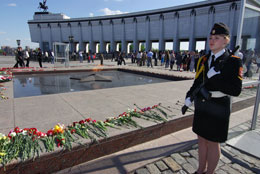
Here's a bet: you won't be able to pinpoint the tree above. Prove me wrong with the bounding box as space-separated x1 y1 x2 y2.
140 44 145 52
129 44 133 52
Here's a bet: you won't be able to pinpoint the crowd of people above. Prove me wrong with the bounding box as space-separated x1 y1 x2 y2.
12 46 260 77
13 48 54 68
126 50 205 72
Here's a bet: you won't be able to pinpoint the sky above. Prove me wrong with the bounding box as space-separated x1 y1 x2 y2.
0 0 205 49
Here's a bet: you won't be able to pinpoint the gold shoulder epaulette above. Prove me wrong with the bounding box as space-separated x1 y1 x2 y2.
231 55 240 59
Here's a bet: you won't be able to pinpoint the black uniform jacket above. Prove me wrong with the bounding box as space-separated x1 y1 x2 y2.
186 50 243 99
185 50 243 142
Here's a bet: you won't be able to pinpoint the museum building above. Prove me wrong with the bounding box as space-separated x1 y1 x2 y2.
28 0 260 54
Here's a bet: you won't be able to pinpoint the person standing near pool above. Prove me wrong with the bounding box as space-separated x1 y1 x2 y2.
183 23 243 174
37 48 43 68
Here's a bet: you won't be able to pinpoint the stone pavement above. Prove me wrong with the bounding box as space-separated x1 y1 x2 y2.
133 118 260 174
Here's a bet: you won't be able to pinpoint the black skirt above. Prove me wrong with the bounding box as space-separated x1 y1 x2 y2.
193 95 231 142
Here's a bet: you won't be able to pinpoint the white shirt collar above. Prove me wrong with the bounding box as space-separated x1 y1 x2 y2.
211 49 225 60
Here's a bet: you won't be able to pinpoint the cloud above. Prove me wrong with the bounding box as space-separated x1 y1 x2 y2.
8 3 16 7
100 8 127 15
0 31 6 35
89 13 94 17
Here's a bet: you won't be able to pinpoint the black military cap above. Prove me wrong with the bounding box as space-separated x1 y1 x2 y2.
210 23 230 36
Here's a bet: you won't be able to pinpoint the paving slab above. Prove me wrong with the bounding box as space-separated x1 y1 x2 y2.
13 94 86 132
227 129 260 159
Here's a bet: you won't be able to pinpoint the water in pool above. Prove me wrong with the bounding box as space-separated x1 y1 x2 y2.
13 70 171 98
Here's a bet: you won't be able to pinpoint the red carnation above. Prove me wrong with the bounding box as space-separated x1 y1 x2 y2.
36 131 41 137
85 118 92 122
14 127 20 133
23 128 29 131
79 120 85 124
29 128 37 132
47 130 54 136
73 122 78 126
70 129 76 134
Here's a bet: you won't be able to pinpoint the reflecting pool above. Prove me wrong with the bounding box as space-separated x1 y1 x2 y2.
13 70 171 98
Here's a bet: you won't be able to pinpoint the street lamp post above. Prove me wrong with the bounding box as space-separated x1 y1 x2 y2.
16 40 21 47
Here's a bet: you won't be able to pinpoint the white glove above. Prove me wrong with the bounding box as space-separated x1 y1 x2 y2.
185 97 192 107
207 67 220 79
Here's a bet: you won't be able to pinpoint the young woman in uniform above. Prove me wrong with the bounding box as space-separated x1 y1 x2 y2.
184 23 243 174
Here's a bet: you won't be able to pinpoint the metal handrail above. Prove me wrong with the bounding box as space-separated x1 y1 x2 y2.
251 80 260 130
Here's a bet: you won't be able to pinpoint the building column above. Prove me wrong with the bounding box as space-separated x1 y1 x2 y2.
189 10 196 51
99 21 105 53
67 23 73 53
173 12 180 52
110 20 115 53
48 23 53 51
206 6 215 52
38 24 43 50
58 23 63 43
228 3 237 50
236 0 246 48
121 19 127 52
78 22 84 51
88 22 95 53
145 16 151 51
133 18 138 52
256 30 260 52
68 23 72 38
159 14 165 51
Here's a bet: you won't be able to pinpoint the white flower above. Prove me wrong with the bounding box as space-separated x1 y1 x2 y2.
0 133 5 137
58 123 65 130
0 133 5 139
127 108 134 113
10 132 16 137
40 132 47 137
21 130 27 136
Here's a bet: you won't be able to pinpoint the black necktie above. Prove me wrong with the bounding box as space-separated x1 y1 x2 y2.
210 55 215 68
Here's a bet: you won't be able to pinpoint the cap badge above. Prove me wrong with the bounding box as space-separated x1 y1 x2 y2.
212 29 215 34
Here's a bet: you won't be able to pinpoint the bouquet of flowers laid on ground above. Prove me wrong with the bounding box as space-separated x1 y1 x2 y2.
42 123 75 151
104 112 141 128
0 87 8 100
0 127 45 167
0 75 12 83
132 104 169 122
0 133 10 164
0 68 12 83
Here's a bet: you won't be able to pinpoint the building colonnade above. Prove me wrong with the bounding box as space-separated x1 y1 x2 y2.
29 0 243 53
